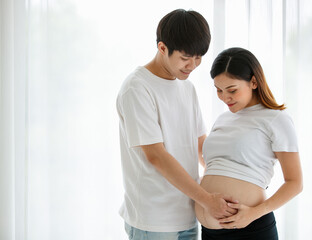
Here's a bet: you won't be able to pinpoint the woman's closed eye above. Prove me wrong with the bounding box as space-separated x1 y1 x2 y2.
228 89 237 93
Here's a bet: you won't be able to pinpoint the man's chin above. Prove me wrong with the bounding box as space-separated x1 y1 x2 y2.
176 75 189 80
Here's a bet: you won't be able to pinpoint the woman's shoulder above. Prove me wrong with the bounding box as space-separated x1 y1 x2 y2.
259 107 293 123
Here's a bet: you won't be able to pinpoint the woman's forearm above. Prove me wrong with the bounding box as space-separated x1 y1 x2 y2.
255 179 303 218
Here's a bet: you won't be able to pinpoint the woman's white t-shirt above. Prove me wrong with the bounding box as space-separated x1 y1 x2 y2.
203 104 298 189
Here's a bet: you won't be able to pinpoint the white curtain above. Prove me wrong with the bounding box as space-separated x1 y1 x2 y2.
0 0 28 239
0 0 311 239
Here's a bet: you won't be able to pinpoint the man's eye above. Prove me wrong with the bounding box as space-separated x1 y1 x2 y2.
181 57 188 61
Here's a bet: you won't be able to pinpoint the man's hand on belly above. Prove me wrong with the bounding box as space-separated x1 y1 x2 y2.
204 193 239 219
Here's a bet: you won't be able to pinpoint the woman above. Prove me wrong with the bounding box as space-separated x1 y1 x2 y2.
195 47 303 240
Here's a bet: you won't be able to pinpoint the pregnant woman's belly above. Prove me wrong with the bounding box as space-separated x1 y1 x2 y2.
195 175 266 229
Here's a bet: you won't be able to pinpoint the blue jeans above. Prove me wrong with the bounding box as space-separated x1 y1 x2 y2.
125 222 198 240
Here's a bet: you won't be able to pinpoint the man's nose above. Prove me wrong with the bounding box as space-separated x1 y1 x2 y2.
187 58 196 70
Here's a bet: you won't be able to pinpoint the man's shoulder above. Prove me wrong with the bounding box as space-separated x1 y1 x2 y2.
119 67 148 93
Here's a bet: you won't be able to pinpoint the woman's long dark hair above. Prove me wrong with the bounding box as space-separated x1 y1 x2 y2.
210 47 285 110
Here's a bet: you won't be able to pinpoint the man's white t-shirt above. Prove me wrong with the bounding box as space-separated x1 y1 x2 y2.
116 66 206 232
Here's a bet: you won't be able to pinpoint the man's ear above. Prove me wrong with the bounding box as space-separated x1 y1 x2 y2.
251 76 258 89
157 41 167 55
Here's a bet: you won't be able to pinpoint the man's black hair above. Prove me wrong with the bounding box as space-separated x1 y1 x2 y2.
156 9 211 56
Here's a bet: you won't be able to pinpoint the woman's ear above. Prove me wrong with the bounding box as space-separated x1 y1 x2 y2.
251 76 258 89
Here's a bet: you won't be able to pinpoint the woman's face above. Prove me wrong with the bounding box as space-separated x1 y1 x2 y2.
214 73 258 113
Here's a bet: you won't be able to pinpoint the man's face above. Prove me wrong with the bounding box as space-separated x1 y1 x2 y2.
163 50 202 80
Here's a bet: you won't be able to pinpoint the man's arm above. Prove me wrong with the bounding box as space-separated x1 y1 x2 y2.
198 134 206 168
141 142 237 219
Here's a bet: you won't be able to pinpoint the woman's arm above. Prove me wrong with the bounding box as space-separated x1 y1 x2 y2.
219 152 303 229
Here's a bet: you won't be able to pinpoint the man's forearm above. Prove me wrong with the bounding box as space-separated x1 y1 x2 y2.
146 144 211 207
141 142 238 219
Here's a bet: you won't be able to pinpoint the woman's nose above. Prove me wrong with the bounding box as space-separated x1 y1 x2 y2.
223 93 232 102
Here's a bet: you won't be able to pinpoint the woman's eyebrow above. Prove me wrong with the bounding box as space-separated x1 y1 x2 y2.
225 85 237 89
214 84 237 89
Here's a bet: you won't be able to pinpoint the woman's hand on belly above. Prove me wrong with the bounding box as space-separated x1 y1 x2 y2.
218 203 262 229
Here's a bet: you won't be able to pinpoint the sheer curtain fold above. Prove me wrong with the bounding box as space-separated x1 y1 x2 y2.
0 0 15 239
0 0 28 239
211 0 226 120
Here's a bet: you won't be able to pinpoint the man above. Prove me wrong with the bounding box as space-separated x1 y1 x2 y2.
116 9 236 239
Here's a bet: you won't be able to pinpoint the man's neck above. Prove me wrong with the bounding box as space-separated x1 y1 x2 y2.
144 54 175 80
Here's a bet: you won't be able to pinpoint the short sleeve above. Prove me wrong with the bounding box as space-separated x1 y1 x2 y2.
194 92 207 137
119 87 163 148
270 111 299 152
